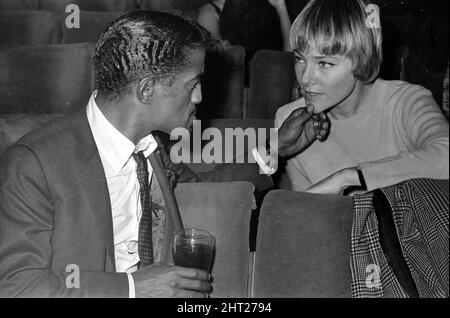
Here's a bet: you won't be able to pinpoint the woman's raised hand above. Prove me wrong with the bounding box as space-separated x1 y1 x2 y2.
268 0 286 8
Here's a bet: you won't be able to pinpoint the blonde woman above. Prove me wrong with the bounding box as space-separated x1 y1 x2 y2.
275 0 449 193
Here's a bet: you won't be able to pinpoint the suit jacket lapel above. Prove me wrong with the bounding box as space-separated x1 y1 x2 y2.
69 110 116 271
149 148 184 264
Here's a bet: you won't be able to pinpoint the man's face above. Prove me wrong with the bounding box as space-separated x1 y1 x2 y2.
152 48 205 134
294 49 357 113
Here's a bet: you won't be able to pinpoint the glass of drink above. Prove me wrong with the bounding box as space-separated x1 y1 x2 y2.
172 228 215 272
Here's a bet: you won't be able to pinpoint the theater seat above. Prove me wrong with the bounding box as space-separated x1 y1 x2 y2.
0 10 61 45
197 45 246 119
40 0 137 12
248 50 296 119
175 181 256 298
61 11 120 44
251 190 353 297
0 114 63 155
139 0 209 12
0 43 95 114
0 0 39 10
402 47 448 106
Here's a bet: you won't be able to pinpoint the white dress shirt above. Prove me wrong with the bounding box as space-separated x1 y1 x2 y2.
86 91 157 298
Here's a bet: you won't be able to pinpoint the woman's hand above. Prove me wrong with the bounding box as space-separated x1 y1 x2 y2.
268 0 286 8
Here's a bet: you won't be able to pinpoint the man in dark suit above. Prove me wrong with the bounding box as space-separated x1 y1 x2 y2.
0 11 328 297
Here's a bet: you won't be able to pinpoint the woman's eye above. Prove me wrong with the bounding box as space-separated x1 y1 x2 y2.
318 61 334 68
294 55 305 63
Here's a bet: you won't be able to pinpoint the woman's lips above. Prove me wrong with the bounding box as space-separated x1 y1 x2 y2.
304 90 323 97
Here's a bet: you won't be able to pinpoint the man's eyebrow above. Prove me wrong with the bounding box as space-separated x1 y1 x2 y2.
189 72 204 83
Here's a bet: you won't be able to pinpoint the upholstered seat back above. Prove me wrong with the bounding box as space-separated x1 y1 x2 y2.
0 114 63 155
175 181 255 298
248 50 296 119
0 0 39 10
61 10 121 44
0 10 61 45
0 43 95 114
252 190 353 297
39 0 137 12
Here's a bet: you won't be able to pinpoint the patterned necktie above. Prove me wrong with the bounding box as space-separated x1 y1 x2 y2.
133 151 153 266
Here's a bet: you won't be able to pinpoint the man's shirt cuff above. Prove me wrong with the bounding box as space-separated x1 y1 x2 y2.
252 147 277 176
127 272 136 298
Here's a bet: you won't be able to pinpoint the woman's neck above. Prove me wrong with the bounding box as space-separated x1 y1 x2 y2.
328 81 373 120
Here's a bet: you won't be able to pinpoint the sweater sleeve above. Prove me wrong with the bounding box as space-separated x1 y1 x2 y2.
359 85 449 191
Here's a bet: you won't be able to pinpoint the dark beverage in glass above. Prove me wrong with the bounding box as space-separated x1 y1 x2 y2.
172 228 215 272
173 242 214 271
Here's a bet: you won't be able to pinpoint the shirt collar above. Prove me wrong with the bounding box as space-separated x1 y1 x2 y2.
86 91 158 172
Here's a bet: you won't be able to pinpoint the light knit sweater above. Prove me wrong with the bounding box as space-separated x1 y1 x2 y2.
275 79 449 191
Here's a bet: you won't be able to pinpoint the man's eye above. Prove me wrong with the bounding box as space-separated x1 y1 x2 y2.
191 81 200 91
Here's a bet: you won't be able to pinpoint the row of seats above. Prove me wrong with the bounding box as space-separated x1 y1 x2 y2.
0 43 447 120
0 43 245 117
2 9 448 117
0 0 209 12
0 10 125 44
249 48 449 119
171 182 355 297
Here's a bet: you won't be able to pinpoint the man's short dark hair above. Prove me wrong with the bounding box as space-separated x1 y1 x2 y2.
94 10 214 99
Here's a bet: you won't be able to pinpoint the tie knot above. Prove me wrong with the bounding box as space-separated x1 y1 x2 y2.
133 151 149 190
133 150 146 163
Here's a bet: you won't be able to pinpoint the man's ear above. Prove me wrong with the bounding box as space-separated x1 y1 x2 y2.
136 77 154 104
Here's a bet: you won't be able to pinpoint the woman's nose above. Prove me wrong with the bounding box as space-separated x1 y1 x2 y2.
299 64 315 86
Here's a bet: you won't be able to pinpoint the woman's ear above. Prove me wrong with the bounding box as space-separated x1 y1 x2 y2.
136 77 154 104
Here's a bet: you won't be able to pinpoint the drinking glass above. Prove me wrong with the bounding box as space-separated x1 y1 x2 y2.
172 228 215 272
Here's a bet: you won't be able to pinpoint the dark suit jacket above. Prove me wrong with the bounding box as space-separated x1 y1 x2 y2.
0 110 272 297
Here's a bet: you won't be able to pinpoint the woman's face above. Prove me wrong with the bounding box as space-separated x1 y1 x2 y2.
294 49 358 114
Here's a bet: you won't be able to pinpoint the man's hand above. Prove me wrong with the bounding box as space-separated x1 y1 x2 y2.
277 104 330 158
305 167 360 195
132 263 211 298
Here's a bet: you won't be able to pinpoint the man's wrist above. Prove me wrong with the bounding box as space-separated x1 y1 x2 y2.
252 147 277 175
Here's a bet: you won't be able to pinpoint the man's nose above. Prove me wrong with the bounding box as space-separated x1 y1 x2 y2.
192 85 202 104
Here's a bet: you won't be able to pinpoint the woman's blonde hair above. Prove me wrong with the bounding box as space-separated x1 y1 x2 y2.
289 0 382 83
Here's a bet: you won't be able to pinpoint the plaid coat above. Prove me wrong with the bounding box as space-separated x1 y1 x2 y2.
351 178 449 298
